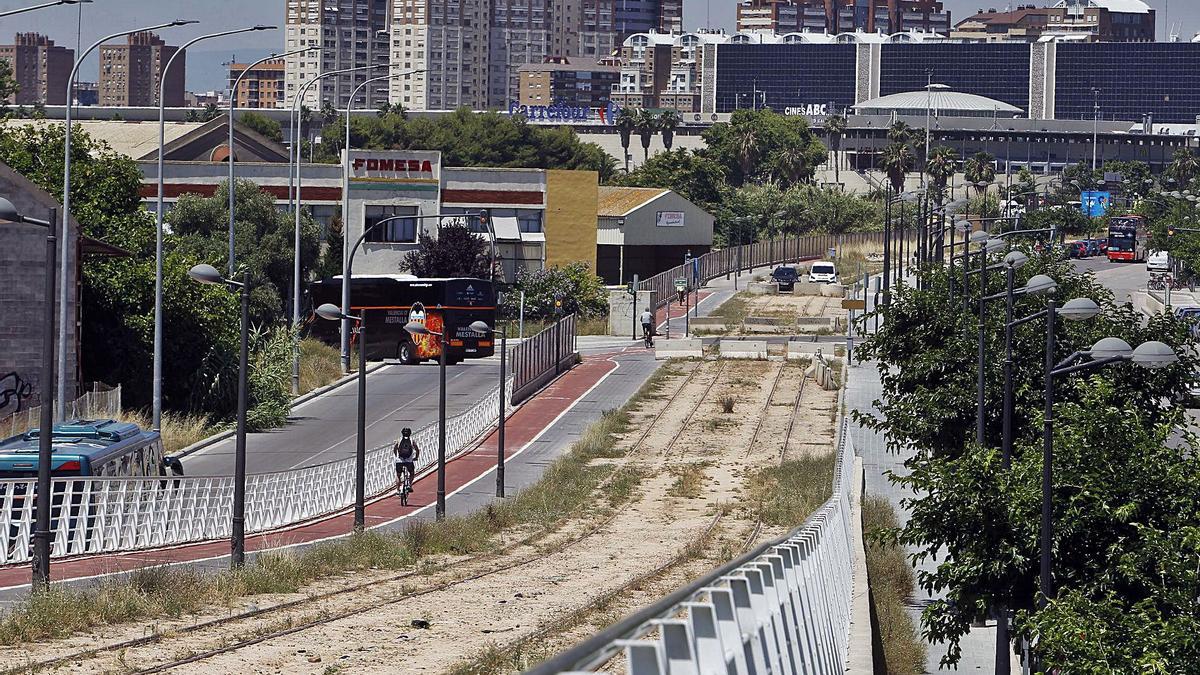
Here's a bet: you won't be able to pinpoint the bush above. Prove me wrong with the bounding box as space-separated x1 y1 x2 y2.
862 495 926 674
503 262 608 321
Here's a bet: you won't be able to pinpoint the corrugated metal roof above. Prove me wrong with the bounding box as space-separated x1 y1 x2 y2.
597 186 667 217
854 90 1024 115
0 119 208 160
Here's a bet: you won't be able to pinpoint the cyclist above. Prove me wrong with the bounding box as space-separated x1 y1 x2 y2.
640 308 654 347
394 428 420 500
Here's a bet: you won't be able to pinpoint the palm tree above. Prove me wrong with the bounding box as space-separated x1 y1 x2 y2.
658 109 682 151
615 108 636 172
635 108 658 162
881 142 915 194
823 114 847 184
732 122 759 185
1167 148 1200 188
772 145 812 185
887 121 913 146
964 151 997 200
925 146 958 206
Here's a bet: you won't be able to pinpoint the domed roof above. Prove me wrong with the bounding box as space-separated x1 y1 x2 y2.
854 90 1023 116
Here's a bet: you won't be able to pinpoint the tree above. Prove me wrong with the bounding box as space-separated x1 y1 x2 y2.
658 109 682 151
611 149 727 212
771 144 814 185
238 111 283 143
615 107 636 172
503 262 608 320
1165 148 1200 189
400 222 490 278
635 108 658 162
881 142 915 194
823 113 847 184
701 109 826 187
924 146 958 206
887 120 914 146
732 122 759 184
0 60 19 112
964 151 997 200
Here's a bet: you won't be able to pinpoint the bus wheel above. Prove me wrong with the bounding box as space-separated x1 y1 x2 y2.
398 341 417 365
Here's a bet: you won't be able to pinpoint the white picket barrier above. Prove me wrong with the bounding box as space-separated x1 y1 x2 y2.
0 378 509 566
525 416 857 675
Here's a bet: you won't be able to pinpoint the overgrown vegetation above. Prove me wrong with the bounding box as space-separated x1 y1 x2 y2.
862 495 925 674
743 454 836 527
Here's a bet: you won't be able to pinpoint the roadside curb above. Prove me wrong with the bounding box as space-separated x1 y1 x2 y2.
174 361 389 459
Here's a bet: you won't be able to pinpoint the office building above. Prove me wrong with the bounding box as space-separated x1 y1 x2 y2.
518 56 620 109
736 0 949 35
284 0 391 110
0 33 73 106
229 58 286 109
98 32 183 107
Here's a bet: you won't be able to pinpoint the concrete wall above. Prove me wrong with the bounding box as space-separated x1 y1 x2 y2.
607 289 656 337
545 169 598 270
0 164 79 415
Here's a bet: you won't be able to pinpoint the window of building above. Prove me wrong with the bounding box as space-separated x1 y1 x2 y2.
365 205 419 243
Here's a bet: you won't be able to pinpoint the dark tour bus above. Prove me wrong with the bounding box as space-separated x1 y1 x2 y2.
307 275 497 365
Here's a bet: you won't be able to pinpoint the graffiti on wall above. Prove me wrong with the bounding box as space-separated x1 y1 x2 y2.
0 372 34 415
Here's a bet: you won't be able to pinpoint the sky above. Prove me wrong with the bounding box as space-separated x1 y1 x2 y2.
0 0 1191 93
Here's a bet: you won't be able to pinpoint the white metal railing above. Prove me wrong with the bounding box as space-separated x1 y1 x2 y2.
525 417 856 674
1 384 122 439
0 379 509 566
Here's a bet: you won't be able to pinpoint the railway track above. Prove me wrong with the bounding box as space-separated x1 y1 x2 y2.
9 359 718 675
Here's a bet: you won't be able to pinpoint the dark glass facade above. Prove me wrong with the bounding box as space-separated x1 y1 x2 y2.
880 44 1030 113
1055 43 1200 124
714 44 857 114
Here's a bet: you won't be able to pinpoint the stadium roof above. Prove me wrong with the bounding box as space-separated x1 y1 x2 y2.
854 90 1024 118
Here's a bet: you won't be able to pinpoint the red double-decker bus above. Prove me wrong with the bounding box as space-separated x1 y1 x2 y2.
1107 215 1148 262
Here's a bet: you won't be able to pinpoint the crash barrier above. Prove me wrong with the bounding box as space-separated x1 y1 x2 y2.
0 318 579 566
525 417 856 674
637 231 892 312
511 313 578 404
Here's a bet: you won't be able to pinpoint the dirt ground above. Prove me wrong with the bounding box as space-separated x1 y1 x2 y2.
1 360 838 674
743 293 847 320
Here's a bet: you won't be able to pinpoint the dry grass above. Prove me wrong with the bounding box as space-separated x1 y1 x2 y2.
862 494 925 674
117 409 214 455
710 293 752 328
667 462 709 499
718 395 736 414
299 338 344 395
743 454 836 528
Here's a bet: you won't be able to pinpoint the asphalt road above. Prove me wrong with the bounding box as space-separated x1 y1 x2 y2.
1071 256 1148 305
183 359 500 476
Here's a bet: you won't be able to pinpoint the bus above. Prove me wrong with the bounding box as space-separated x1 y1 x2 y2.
1107 215 1148 262
0 420 169 479
307 276 497 365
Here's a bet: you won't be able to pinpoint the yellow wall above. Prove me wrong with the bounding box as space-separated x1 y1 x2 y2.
544 169 598 270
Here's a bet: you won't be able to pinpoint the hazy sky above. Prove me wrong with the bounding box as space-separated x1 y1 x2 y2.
0 0 1190 93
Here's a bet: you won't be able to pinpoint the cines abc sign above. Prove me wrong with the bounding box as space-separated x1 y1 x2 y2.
784 103 832 116
508 98 622 125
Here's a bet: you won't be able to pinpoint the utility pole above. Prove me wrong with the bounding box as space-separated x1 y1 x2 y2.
1092 88 1101 172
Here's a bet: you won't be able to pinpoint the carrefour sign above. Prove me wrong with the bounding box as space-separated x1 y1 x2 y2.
508 99 621 125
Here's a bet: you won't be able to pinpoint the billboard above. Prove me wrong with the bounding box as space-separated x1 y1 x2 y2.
656 211 686 227
1080 191 1112 218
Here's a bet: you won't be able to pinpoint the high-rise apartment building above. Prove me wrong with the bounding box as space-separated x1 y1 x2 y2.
737 0 949 35
284 0 391 110
0 33 73 106
98 32 183 107
228 58 286 108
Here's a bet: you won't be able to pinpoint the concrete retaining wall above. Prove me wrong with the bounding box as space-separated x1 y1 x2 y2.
720 339 767 359
607 289 656 336
655 338 703 360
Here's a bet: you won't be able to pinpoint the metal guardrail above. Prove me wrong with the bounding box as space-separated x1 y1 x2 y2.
638 232 887 311
525 416 856 675
512 314 578 404
0 377 509 565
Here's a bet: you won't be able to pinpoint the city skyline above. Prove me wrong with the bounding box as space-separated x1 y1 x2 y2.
0 0 1190 95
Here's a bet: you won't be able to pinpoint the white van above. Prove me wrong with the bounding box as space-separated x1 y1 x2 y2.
1147 250 1170 273
809 261 839 284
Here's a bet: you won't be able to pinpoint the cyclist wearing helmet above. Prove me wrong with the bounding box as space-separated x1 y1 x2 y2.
394 428 420 497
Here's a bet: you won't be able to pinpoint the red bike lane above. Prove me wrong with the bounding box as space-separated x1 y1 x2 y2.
0 354 622 591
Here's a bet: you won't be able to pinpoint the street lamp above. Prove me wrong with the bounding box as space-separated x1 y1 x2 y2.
0 198 56 588
60 19 194 419
404 318 447 520
963 237 1007 443
152 24 277 433
469 320 508 498
0 0 89 18
187 263 251 568
314 303 368 531
227 47 316 277
1039 335 1176 605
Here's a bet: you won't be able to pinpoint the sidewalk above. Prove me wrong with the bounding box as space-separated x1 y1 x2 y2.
0 349 660 599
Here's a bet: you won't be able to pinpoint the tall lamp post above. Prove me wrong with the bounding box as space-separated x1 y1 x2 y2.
187 263 251 568
0 199 56 587
469 320 508 498
60 19 194 418
0 0 89 17
153 24 276 432
1038 337 1176 605
314 303 369 531
227 46 315 277
404 317 448 520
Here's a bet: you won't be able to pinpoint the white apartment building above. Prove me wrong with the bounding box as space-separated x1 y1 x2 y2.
285 0 392 110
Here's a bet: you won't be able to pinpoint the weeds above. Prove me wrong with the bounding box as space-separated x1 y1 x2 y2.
117 409 214 455
743 454 836 527
718 395 736 414
668 463 709 499
710 293 752 328
862 495 925 674
299 338 344 395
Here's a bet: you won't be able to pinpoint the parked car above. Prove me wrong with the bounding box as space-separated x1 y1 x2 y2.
1067 241 1090 258
809 261 839 284
1147 250 1171 273
1083 239 1104 257
770 265 799 291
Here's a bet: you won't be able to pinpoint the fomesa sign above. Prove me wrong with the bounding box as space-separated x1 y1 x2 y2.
345 150 441 180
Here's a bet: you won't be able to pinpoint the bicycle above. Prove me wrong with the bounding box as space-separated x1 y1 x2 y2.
397 465 414 506
642 324 655 348
1148 274 1168 291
